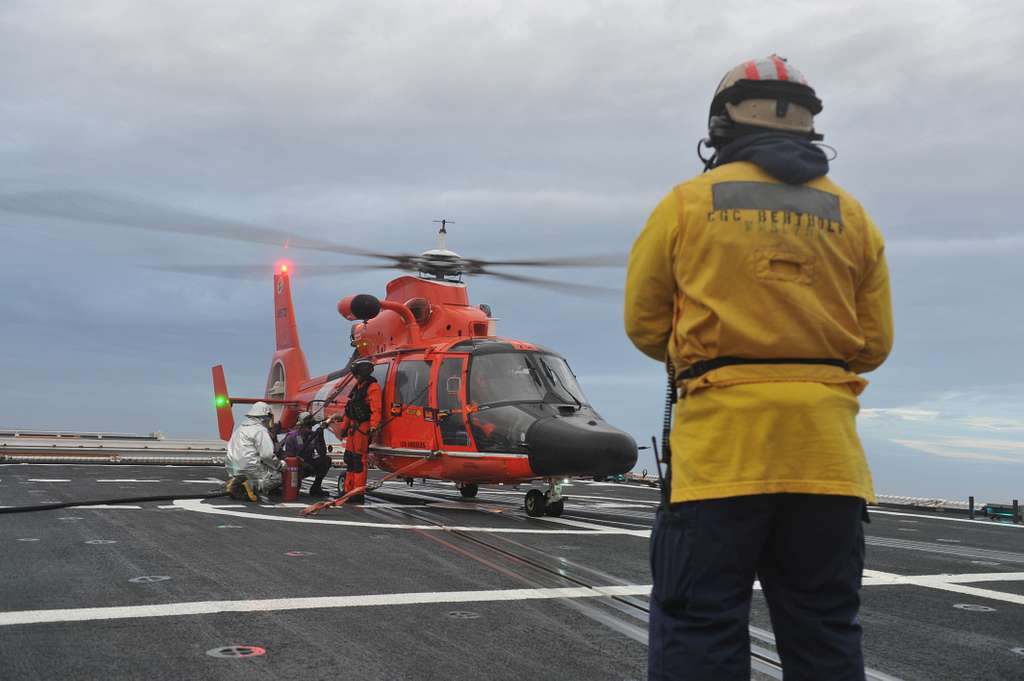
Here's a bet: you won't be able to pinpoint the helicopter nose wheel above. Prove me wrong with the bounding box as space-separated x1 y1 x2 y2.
524 489 547 517
544 495 564 517
458 483 479 499
524 480 567 518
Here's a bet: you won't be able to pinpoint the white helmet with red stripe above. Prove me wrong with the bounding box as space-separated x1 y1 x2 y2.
709 54 823 138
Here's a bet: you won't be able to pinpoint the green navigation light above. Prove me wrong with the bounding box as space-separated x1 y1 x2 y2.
215 395 229 408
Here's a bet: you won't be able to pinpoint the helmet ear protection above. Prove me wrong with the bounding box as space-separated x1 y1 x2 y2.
351 359 374 378
706 111 823 148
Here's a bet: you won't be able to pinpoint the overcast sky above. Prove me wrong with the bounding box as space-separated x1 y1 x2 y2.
2 1 1022 501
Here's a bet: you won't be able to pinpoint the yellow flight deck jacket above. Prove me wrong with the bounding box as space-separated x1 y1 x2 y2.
625 161 893 504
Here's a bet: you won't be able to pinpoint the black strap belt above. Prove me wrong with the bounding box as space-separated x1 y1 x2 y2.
676 357 850 381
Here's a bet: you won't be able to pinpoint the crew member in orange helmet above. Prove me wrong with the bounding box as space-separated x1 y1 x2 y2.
337 358 381 504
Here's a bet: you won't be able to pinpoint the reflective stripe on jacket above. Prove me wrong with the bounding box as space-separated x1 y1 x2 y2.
625 161 893 503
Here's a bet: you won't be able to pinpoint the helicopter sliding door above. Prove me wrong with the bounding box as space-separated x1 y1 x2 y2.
436 357 469 447
385 356 437 453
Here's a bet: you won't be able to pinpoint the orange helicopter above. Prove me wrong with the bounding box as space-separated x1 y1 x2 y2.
215 221 638 517
0 192 638 517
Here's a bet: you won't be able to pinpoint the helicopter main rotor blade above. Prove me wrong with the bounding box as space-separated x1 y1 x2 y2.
465 253 625 270
0 189 404 261
145 263 395 279
475 269 623 300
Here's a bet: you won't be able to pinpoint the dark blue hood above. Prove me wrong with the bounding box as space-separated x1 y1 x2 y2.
713 133 828 185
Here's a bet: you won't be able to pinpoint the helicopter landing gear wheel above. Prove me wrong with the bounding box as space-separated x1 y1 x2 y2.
544 499 564 517
524 489 547 517
337 470 347 496
458 483 478 499
541 478 567 517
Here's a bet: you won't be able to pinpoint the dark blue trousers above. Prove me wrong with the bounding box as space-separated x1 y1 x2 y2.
648 494 866 681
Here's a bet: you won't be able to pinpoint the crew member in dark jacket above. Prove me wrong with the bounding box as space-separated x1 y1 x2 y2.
278 411 331 497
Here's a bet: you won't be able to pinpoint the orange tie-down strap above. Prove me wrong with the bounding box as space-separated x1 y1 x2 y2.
301 454 437 516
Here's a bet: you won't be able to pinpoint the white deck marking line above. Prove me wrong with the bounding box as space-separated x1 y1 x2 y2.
470 489 660 506
27 479 71 483
587 503 656 510
858 569 1024 605
539 515 651 537
561 493 659 505
365 503 438 509
96 480 162 483
173 499 647 536
867 536 1024 564
156 504 243 509
861 570 1024 585
563 514 651 529
869 508 1024 529
4 569 1023 628
383 484 660 508
910 581 1024 606
377 488 452 504
920 571 1024 584
181 480 224 484
0 584 653 627
72 505 142 509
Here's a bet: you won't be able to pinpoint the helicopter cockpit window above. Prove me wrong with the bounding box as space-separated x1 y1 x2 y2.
468 353 545 406
536 354 589 406
469 405 533 454
395 360 431 407
465 351 593 453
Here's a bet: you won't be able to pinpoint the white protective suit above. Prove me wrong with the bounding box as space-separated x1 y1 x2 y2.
225 417 283 493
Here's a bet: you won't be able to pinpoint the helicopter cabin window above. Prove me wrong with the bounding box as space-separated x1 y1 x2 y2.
395 360 431 407
371 361 390 389
436 358 468 446
366 361 390 412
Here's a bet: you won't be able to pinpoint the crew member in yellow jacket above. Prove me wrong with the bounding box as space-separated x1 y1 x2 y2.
626 55 893 681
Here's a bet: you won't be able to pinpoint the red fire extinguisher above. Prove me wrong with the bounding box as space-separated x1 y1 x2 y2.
282 456 301 502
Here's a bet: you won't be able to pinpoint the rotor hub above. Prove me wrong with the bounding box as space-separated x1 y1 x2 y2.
412 248 468 279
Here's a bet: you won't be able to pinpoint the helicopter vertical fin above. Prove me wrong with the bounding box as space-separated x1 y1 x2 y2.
268 268 310 414
274 267 302 352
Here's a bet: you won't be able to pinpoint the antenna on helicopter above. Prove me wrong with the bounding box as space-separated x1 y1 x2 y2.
432 218 455 251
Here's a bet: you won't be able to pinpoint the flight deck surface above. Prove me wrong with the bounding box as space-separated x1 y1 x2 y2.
1 464 1023 680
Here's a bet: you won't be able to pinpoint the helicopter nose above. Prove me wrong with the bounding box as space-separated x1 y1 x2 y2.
525 414 637 478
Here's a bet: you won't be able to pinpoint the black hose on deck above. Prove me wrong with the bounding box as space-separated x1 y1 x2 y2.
0 491 229 514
